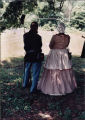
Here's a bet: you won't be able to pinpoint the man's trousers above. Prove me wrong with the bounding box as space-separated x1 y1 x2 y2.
23 62 42 93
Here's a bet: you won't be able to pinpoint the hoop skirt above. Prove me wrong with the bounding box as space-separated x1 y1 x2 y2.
37 49 77 95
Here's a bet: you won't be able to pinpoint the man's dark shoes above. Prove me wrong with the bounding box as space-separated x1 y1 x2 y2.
30 89 41 94
22 86 27 90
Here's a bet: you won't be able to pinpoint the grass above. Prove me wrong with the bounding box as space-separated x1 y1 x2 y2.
0 56 85 120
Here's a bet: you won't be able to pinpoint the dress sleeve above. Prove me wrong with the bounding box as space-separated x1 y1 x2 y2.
49 35 55 49
65 35 70 47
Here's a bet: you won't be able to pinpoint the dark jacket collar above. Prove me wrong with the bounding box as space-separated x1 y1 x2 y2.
29 30 38 34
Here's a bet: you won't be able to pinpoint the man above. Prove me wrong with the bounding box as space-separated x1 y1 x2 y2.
23 21 42 93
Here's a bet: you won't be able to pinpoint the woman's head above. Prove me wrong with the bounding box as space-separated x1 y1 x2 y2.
57 22 65 33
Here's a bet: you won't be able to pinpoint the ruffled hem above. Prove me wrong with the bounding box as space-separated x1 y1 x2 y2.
37 68 77 96
40 89 76 96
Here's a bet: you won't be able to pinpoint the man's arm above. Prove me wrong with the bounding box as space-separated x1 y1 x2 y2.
49 35 55 49
40 36 42 48
23 34 27 52
23 34 30 53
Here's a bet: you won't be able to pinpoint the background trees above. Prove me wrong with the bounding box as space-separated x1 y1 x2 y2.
0 0 65 31
70 1 85 31
0 0 85 32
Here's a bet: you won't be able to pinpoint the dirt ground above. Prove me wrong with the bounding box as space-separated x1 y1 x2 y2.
1 27 85 61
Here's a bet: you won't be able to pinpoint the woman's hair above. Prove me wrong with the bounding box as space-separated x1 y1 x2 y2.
57 22 66 33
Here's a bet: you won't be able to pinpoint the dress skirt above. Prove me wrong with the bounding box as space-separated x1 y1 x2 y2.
37 49 77 95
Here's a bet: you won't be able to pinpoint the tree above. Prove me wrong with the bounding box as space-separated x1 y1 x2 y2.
70 1 85 31
0 0 65 31
34 0 65 30
2 0 37 29
0 0 3 8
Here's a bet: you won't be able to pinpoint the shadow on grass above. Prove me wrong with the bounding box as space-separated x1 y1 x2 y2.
0 56 85 120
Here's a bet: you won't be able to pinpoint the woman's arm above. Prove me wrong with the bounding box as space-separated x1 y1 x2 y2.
64 35 70 48
49 35 55 49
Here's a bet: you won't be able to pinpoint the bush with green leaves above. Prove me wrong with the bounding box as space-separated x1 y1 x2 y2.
70 1 85 31
70 12 85 31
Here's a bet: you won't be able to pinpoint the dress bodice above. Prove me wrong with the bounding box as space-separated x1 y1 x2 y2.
49 33 70 49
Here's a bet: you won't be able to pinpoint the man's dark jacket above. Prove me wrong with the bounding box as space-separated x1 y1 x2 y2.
23 30 42 62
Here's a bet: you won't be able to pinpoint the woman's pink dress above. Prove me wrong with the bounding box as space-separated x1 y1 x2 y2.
37 33 77 95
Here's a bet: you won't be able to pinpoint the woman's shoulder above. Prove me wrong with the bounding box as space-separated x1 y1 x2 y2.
54 33 70 37
64 34 70 39
52 34 58 37
52 33 70 40
51 34 58 40
54 33 59 36
52 34 59 38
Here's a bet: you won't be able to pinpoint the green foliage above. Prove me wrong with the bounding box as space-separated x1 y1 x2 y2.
70 12 85 31
0 0 85 31
0 20 7 32
0 0 65 31
35 1 64 30
3 1 23 28
0 0 37 31
78 112 85 119
48 102 61 111
70 1 85 31
42 23 56 31
0 0 3 8
63 107 72 120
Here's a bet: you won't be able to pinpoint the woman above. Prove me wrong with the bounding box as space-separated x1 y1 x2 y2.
37 22 77 96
